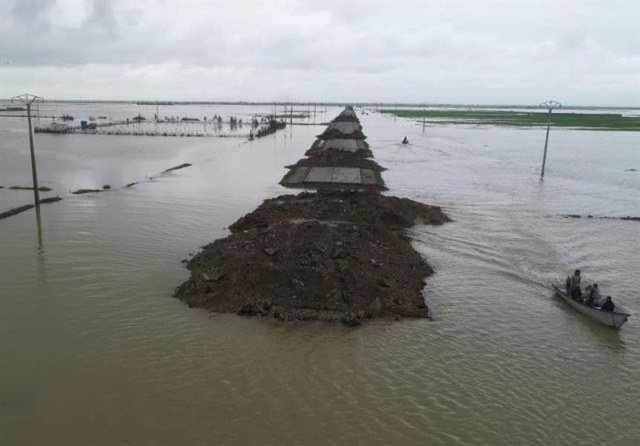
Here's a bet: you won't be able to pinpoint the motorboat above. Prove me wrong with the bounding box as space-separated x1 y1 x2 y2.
552 284 630 329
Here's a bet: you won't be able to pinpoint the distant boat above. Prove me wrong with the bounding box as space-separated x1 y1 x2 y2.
61 114 74 121
552 284 630 329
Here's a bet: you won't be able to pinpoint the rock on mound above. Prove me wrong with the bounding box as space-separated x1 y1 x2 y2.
174 190 450 325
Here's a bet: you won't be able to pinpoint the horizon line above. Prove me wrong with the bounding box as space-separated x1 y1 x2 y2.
1 99 639 109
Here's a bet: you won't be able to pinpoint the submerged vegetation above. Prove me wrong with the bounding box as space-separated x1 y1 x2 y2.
254 120 286 138
72 189 103 195
0 197 62 220
163 163 192 173
2 161 195 219
40 196 63 204
0 204 34 220
72 184 113 194
380 109 640 131
9 186 53 191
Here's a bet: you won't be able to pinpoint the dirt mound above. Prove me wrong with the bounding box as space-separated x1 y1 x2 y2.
287 150 386 171
317 128 367 140
230 189 449 232
305 146 373 158
304 139 372 158
331 115 360 123
175 190 450 325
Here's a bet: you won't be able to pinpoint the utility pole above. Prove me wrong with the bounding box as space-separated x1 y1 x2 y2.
540 100 561 180
12 94 43 209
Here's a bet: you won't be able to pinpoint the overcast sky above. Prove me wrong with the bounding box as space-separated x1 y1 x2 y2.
1 0 638 105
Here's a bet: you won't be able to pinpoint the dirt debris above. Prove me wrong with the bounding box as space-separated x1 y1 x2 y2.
287 150 385 171
318 128 367 140
230 189 449 232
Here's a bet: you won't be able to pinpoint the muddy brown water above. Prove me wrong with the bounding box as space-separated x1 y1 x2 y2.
1 103 639 445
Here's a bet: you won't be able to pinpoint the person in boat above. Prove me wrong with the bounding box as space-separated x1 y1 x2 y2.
402 136 409 144
601 296 615 312
585 283 600 307
568 269 582 301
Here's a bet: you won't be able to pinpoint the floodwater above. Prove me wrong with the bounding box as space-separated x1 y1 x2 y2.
1 103 639 445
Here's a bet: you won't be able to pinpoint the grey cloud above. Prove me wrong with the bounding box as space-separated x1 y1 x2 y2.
1 0 638 105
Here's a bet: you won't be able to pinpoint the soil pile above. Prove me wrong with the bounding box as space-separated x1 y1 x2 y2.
331 114 359 122
304 139 371 158
318 128 367 140
289 150 384 171
230 189 449 231
175 190 450 325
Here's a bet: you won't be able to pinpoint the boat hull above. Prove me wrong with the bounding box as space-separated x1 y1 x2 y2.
552 285 630 329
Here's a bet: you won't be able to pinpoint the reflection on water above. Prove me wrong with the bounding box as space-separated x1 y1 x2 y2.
1 104 639 445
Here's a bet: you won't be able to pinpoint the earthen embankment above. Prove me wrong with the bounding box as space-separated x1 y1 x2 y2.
175 107 449 325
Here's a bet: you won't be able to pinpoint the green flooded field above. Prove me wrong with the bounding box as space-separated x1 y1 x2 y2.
380 109 640 131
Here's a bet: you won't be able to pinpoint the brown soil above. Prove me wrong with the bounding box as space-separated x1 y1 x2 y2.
318 128 367 140
280 182 387 192
331 116 360 122
230 189 449 231
304 139 372 158
305 145 373 158
287 150 385 171
175 190 450 325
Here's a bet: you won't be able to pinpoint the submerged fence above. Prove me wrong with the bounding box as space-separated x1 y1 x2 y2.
35 116 286 138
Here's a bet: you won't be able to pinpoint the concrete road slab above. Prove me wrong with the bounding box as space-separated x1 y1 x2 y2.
304 167 335 183
282 167 310 184
332 167 362 183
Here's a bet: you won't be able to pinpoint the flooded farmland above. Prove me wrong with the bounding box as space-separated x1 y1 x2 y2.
1 102 639 445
